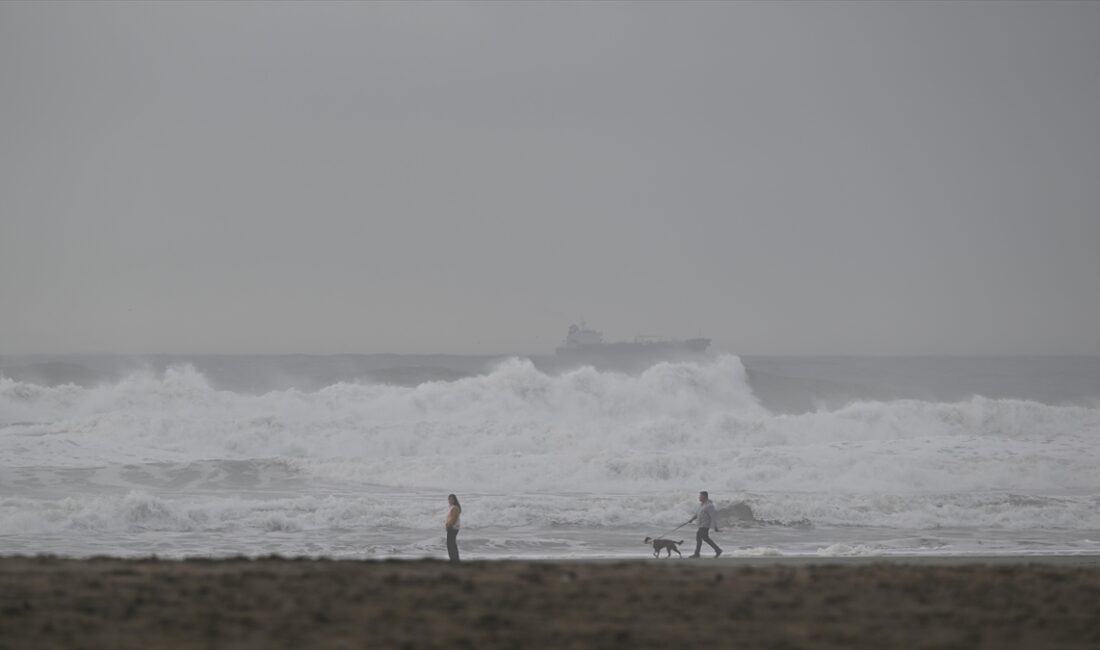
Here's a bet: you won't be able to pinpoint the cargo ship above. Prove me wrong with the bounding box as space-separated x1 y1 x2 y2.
552 322 710 370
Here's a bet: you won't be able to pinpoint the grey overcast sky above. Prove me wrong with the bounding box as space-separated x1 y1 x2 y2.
1 1 1098 355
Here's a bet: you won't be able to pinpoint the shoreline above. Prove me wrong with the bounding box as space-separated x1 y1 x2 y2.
3 556 1099 649
5 552 1100 566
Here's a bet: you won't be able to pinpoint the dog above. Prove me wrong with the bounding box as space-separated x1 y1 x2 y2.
644 536 684 558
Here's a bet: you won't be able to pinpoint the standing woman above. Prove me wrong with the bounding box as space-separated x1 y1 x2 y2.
444 494 461 563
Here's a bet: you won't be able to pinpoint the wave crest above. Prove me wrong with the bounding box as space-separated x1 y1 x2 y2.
2 357 1098 497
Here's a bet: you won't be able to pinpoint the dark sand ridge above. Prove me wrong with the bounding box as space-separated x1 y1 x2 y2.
2 556 1100 649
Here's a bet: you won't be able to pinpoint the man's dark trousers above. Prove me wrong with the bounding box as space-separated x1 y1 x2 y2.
695 527 721 556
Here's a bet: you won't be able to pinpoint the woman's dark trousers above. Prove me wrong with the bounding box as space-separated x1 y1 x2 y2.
446 527 460 563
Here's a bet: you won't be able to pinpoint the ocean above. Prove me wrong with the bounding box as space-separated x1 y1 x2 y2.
2 354 1098 559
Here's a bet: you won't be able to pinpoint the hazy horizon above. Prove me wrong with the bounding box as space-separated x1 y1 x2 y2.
3 1 1099 356
3 350 1100 360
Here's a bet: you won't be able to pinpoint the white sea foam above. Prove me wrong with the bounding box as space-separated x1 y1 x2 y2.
2 356 1099 555
730 547 784 557
815 543 884 556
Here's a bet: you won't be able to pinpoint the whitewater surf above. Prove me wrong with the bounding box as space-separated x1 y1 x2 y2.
2 356 1098 559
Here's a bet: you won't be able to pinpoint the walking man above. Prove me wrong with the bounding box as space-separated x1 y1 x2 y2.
688 490 722 558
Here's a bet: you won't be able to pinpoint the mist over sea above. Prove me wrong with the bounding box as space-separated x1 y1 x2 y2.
2 354 1098 559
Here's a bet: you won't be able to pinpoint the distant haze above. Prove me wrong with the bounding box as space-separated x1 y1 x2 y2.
2 1 1098 355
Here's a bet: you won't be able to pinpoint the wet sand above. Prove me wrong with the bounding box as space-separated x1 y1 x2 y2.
2 556 1099 649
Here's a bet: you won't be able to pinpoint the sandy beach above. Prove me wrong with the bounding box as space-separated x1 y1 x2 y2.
2 556 1099 649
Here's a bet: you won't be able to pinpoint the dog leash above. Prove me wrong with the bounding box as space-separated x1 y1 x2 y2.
653 519 692 539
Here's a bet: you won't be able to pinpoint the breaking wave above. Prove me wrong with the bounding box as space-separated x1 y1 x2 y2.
2 356 1099 538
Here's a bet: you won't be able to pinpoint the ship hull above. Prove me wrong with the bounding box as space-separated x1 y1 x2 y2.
552 338 711 372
